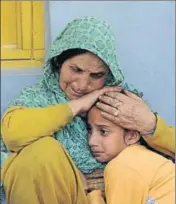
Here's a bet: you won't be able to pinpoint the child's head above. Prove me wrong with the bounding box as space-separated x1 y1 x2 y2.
87 106 140 163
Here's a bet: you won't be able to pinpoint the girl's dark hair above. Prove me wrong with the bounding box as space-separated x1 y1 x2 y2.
50 48 88 74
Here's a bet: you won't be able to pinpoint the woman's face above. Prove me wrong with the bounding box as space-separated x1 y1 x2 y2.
59 52 109 99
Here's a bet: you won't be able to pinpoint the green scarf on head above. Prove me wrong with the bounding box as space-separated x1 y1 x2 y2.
7 16 142 173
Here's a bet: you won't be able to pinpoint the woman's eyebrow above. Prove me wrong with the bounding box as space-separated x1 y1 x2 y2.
91 71 106 75
70 64 108 74
70 64 83 70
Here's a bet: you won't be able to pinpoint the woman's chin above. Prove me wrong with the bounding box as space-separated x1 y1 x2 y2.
66 92 82 100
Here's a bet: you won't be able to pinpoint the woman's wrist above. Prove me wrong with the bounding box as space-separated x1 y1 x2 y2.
67 100 82 117
140 112 157 136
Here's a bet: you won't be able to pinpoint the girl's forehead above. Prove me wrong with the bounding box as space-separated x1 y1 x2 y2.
88 107 112 125
88 107 124 131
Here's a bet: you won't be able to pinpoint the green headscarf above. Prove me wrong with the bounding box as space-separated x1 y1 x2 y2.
7 16 142 173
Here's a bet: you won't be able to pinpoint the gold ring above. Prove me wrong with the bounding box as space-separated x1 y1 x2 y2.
114 110 118 116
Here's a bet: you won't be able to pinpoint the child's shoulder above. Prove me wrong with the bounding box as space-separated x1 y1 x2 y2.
106 144 174 183
117 144 172 167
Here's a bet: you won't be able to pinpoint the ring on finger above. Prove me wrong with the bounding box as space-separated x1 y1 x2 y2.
115 101 122 108
114 109 119 116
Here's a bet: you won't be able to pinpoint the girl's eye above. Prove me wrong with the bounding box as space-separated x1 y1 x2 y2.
100 129 108 136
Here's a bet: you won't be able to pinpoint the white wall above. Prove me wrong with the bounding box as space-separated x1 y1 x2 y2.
49 1 175 125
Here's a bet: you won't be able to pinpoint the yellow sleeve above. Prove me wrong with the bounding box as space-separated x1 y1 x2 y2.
1 104 73 152
104 162 149 204
144 115 175 158
87 190 106 204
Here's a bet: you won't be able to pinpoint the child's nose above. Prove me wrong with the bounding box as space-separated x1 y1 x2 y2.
88 135 98 147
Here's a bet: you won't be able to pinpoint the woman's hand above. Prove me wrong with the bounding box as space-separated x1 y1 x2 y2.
68 86 122 117
96 89 157 135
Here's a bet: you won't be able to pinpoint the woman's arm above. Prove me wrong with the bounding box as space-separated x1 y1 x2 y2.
1 86 119 153
143 115 175 158
1 104 73 152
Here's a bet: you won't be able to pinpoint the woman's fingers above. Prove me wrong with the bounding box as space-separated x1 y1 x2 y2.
96 88 155 134
96 102 119 116
101 109 138 131
100 111 121 124
102 91 127 103
113 86 123 92
104 90 142 102
101 86 123 95
99 95 123 108
123 89 143 101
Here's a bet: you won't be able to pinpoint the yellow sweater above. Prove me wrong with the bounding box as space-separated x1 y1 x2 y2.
88 145 175 204
1 104 73 152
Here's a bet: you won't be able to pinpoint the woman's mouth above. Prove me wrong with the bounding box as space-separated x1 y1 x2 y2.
71 88 85 97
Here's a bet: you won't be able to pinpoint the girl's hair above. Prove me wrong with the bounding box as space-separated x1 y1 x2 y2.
50 48 88 74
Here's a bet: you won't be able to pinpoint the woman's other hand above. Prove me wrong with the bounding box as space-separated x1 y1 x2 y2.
97 89 157 135
68 86 122 117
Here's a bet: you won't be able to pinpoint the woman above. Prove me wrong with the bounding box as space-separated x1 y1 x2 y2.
1 16 174 204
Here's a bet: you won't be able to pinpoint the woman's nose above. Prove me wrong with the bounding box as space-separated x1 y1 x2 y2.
77 75 90 92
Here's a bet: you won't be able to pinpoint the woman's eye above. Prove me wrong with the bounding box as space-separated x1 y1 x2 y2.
70 66 82 73
91 73 104 79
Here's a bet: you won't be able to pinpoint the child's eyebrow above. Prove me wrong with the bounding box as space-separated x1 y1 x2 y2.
97 124 110 129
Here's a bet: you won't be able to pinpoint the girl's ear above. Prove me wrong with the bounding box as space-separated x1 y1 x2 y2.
124 131 140 146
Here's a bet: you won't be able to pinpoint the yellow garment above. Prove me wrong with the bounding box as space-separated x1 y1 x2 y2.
2 137 88 204
1 105 175 203
143 115 175 158
88 145 175 204
1 104 73 152
87 190 105 204
1 107 174 156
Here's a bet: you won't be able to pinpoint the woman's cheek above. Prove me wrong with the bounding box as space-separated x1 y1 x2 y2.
95 79 106 89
